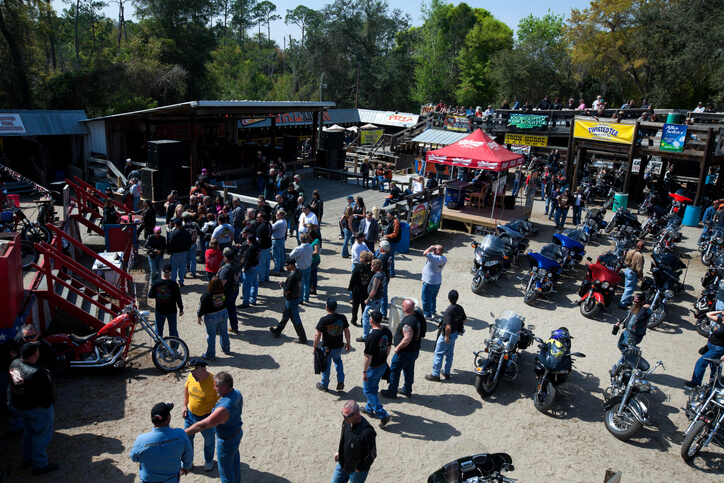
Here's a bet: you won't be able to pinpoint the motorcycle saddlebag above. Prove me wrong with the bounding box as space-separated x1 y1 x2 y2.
518 331 533 350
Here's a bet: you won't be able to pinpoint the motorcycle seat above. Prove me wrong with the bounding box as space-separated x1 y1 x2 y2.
621 352 650 371
70 333 97 345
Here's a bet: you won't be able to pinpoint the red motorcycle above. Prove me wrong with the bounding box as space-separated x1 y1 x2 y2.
45 306 189 372
578 259 622 318
668 192 693 216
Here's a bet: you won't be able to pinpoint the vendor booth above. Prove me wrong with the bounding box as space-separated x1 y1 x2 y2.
426 129 533 232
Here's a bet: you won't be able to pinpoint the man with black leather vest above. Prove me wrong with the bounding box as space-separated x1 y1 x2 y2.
8 342 58 475
330 400 377 482
269 258 307 344
381 299 426 399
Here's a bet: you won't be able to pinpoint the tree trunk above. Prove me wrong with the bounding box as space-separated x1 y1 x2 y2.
75 0 81 68
45 0 57 70
0 7 32 107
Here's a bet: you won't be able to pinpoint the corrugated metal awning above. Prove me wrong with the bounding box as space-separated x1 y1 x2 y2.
358 109 419 127
0 110 89 136
411 129 468 146
238 108 360 128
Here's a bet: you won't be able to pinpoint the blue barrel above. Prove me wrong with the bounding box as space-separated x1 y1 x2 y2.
706 175 716 185
683 205 702 227
612 192 628 212
95 181 111 192
397 221 410 254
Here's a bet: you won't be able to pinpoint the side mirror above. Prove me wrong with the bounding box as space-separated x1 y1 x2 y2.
586 257 593 262
533 336 544 343
471 242 477 249
572 352 586 358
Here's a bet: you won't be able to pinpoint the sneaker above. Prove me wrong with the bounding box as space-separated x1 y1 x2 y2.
360 407 377 418
379 415 391 428
204 461 214 472
31 463 59 475
683 380 698 390
316 382 328 392
356 337 366 342
269 327 281 338
336 382 345 391
443 373 451 380
380 389 396 399
425 374 441 382
222 350 231 355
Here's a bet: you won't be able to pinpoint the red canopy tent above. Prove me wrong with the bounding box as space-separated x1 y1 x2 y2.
425 128 524 171
426 129 524 218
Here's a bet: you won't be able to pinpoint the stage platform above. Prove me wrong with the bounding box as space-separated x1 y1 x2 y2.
441 203 532 233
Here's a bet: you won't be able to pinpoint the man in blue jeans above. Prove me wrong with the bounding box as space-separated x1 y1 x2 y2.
167 217 192 286
361 310 392 429
426 290 466 382
238 227 260 308
421 244 447 320
269 258 307 344
185 371 243 483
381 299 425 399
8 342 59 475
148 263 184 337
290 233 313 302
182 359 219 472
313 298 352 392
685 311 724 389
331 400 377 483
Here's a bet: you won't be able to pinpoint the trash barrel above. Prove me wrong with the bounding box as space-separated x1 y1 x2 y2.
683 205 702 227
95 181 111 192
666 113 684 124
397 221 410 254
706 175 716 185
389 296 419 335
612 192 629 212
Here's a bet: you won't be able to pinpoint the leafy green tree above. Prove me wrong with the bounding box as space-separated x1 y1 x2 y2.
284 5 316 45
252 0 279 49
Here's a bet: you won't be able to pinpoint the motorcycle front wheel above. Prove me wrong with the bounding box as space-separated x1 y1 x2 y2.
580 296 601 318
681 420 710 461
22 223 51 244
20 241 39 269
523 288 538 306
647 305 666 329
474 371 500 398
471 273 485 294
702 251 714 266
696 316 714 337
604 403 643 440
605 219 616 233
152 336 189 372
50 343 74 373
533 380 556 412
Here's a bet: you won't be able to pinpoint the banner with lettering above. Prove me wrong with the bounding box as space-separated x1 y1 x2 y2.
659 123 687 152
504 133 548 147
444 115 471 132
360 129 383 145
507 114 548 129
427 197 443 232
573 120 635 145
0 113 26 134
410 202 429 239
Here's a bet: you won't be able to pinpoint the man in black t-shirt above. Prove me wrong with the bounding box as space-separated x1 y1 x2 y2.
313 298 351 392
148 263 184 338
382 299 425 399
426 290 466 382
269 258 306 344
358 259 386 342
361 310 392 428
217 248 241 333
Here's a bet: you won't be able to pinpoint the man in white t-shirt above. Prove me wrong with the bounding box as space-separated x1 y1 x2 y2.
297 204 318 239
693 102 705 113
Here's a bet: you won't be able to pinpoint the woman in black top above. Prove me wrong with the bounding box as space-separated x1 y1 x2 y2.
310 190 324 224
352 197 365 233
102 198 119 226
138 199 157 239
348 252 373 326
197 276 229 360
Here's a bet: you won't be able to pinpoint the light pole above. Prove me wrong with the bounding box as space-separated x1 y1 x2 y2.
318 72 327 149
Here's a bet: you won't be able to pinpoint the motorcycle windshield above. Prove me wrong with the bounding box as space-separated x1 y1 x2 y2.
588 263 622 284
496 224 524 240
480 235 507 257
652 252 686 272
529 251 562 271
562 228 589 245
553 233 585 252
539 341 568 370
494 311 524 339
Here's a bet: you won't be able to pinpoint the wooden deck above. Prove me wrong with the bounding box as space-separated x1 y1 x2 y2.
441 202 532 233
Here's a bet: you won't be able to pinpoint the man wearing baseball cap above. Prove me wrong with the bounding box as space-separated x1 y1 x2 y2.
130 402 193 482
182 359 219 472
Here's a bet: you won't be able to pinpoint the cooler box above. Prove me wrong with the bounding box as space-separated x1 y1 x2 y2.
444 180 469 207
613 192 628 212
397 221 410 254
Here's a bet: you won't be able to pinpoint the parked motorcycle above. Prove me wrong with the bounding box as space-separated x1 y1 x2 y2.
46 305 189 372
471 235 509 293
668 191 693 217
0 204 52 245
522 244 564 306
580 207 607 240
496 223 529 268
604 208 641 234
505 219 539 238
552 232 586 272
473 311 534 398
603 345 664 440
701 222 724 266
428 453 515 483
578 259 622 318
532 329 585 412
681 358 724 461
653 216 683 255
640 267 683 329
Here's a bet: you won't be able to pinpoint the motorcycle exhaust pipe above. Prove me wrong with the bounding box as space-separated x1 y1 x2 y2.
69 347 124 368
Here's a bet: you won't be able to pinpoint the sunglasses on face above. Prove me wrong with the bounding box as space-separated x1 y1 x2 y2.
23 333 37 339
342 410 359 419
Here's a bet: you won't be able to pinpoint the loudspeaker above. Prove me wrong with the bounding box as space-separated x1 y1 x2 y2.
147 140 183 170
323 131 344 151
283 136 298 163
504 195 515 210
142 182 172 202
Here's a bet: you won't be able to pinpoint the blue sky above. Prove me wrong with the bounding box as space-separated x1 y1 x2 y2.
53 0 593 45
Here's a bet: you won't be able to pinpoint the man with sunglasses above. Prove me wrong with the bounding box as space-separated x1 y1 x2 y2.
331 400 377 483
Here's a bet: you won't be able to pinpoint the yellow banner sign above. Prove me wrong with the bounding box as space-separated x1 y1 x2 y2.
574 120 635 145
360 129 383 145
504 133 548 147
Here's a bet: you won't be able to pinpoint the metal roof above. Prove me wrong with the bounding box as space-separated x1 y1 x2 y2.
411 129 468 145
238 108 360 128
83 100 336 122
0 110 89 136
358 109 419 128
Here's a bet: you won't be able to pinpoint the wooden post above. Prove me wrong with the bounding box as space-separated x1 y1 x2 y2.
311 111 318 160
623 121 640 193
190 112 198 187
695 128 715 206
566 119 575 182
570 140 580 190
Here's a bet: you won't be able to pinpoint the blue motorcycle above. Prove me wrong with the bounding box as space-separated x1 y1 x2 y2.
552 232 586 272
523 244 564 306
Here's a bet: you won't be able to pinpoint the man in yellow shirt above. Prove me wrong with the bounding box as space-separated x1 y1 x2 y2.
182 358 220 472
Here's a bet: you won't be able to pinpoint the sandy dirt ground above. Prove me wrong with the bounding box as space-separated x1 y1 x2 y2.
2 178 722 482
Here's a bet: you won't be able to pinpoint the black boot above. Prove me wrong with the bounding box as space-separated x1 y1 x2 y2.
270 320 288 338
293 324 308 345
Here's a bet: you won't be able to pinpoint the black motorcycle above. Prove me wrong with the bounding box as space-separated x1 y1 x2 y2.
681 358 724 461
604 208 641 235
471 235 509 293
428 452 515 483
473 311 534 398
532 330 585 412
